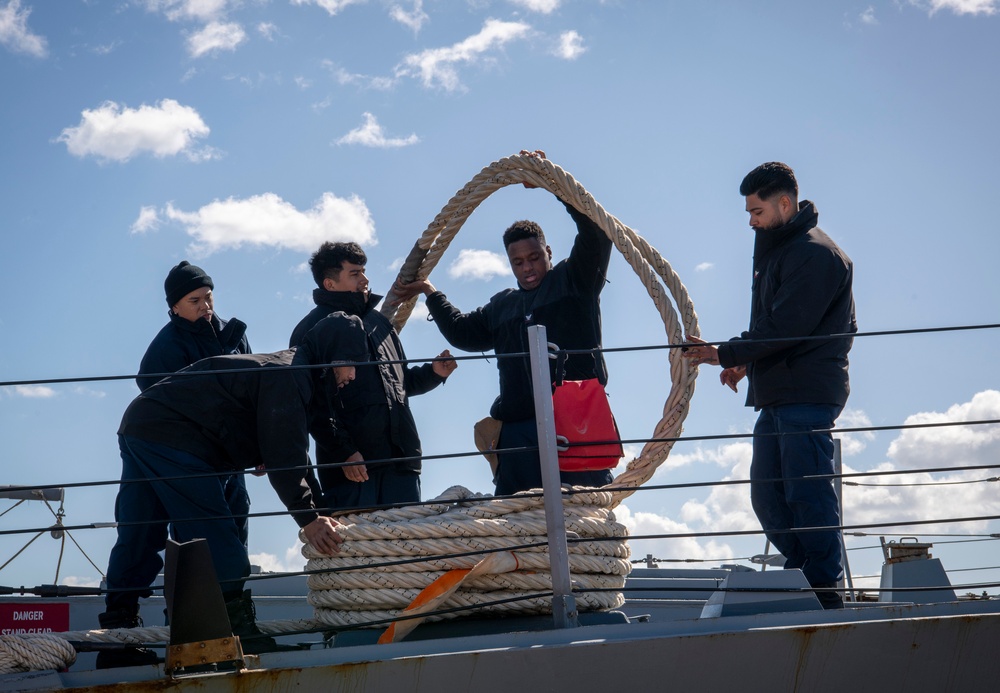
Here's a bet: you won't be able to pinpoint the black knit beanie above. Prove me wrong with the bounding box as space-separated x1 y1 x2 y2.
164 261 214 307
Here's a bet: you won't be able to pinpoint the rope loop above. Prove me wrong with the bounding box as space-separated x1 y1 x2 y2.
380 152 701 501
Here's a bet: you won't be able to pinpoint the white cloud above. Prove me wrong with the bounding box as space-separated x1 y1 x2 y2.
886 390 1000 469
57 99 213 163
91 40 123 55
71 386 107 398
390 0 428 32
290 0 368 16
554 30 585 60
250 543 306 573
295 76 313 90
321 60 395 90
142 0 229 22
652 441 753 477
695 262 714 272
922 0 998 14
616 503 739 567
335 112 420 148
131 206 162 234
407 301 430 321
62 575 102 588
311 95 333 112
257 21 278 41
163 191 377 256
836 407 876 457
447 248 511 281
508 0 560 13
0 0 48 58
14 385 55 398
860 6 878 24
187 20 246 57
395 18 532 91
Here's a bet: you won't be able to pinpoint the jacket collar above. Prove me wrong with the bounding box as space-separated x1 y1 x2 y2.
169 310 221 336
753 200 818 262
312 288 382 317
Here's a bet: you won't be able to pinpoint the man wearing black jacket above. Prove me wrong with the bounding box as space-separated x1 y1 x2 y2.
289 243 456 510
100 313 366 665
682 162 856 609
137 261 251 391
138 261 255 553
392 154 615 496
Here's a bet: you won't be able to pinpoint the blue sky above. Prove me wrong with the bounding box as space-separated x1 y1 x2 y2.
1 0 999 595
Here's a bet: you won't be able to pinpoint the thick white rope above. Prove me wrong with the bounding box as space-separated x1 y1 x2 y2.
0 634 77 675
305 486 628 628
380 152 701 501
0 619 318 674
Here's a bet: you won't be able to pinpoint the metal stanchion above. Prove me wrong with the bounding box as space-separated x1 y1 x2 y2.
527 324 579 629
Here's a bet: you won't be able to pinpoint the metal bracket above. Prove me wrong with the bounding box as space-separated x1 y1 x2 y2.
166 636 245 677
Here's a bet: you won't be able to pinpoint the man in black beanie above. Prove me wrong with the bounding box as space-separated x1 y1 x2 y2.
140 261 251 391
137 261 255 542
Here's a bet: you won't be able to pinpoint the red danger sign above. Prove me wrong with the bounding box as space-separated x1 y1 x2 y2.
0 603 70 635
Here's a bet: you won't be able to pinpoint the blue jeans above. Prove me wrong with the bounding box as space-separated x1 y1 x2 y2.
105 436 251 611
751 404 844 587
495 418 614 496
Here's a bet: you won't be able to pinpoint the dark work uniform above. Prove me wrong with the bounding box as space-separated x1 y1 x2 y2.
717 200 856 591
106 315 366 610
137 311 252 549
290 290 443 510
425 203 614 495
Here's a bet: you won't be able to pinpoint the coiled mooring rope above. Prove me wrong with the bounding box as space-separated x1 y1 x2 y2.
306 486 630 630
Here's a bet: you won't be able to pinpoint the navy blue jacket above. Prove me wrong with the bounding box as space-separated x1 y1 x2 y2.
425 202 611 422
120 315 367 528
121 351 319 527
137 312 250 391
717 201 856 409
289 290 443 478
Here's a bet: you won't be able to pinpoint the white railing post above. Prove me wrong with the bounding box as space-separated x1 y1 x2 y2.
526 324 579 629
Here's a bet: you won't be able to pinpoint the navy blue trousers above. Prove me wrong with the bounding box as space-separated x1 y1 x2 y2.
494 418 614 496
105 436 251 611
751 404 844 587
321 465 421 511
169 473 249 549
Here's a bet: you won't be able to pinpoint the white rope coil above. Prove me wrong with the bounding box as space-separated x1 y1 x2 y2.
0 633 77 675
306 485 628 628
0 619 318 674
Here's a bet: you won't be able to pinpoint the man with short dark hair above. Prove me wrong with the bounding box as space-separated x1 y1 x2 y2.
392 151 615 496
682 161 857 609
101 313 366 666
290 242 456 510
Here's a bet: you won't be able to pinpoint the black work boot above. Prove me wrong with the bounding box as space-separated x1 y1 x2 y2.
814 584 845 610
95 606 161 669
224 589 291 655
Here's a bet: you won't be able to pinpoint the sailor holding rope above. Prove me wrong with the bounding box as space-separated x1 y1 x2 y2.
392 150 617 496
